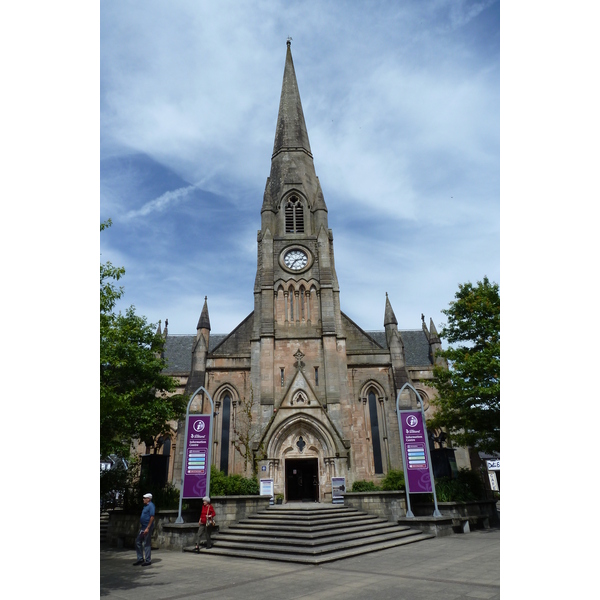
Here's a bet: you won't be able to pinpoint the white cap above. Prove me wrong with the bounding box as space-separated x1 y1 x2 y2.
143 493 152 499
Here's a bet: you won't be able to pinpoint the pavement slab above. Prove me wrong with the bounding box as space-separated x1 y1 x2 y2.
100 528 500 600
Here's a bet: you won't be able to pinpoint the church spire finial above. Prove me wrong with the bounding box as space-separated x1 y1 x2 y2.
272 39 312 159
384 293 398 327
197 296 211 331
287 36 292 47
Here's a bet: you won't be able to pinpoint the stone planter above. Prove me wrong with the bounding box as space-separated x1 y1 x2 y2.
344 491 407 521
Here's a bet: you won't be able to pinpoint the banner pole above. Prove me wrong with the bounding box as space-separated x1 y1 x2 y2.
175 386 214 524
416 391 442 517
396 388 414 518
396 382 443 519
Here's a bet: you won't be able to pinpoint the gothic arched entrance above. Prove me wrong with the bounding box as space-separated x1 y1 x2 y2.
264 413 343 503
286 457 318 502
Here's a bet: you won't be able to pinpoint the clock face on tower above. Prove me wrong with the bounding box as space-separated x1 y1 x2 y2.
283 249 308 270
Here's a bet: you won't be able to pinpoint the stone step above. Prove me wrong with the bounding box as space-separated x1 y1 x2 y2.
216 524 413 547
212 527 423 554
228 517 382 534
259 507 359 516
181 504 433 563
223 520 400 540
100 512 110 543
247 512 362 523
240 514 376 528
184 532 434 565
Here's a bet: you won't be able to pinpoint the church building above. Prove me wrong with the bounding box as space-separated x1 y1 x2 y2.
162 41 464 501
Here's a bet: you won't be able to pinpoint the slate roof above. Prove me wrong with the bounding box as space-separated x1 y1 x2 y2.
162 333 229 373
363 329 432 366
398 330 432 367
162 335 194 373
163 326 431 374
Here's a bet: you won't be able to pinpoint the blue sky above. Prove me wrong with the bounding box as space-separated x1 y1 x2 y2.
100 0 500 336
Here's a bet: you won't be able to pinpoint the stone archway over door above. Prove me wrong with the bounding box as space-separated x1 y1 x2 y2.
286 457 318 502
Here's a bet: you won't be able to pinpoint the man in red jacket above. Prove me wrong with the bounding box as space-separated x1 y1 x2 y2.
195 496 216 551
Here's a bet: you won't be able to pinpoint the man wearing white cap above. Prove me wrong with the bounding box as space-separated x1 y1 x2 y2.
133 493 155 566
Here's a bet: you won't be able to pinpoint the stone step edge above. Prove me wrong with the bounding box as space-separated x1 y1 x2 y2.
260 508 361 515
239 515 380 527
222 522 407 540
184 534 434 564
247 510 372 521
246 515 368 524
229 518 384 532
215 527 415 547
190 529 424 556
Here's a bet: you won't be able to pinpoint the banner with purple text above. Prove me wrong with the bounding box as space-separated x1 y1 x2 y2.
183 415 211 499
399 410 433 493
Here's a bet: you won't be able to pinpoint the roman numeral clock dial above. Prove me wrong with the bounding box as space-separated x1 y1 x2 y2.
283 249 308 271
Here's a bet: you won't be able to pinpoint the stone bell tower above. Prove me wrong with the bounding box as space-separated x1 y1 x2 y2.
252 40 348 419
250 40 352 492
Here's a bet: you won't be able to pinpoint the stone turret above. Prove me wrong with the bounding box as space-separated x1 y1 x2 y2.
383 293 410 393
196 296 211 346
186 298 210 395
428 318 447 368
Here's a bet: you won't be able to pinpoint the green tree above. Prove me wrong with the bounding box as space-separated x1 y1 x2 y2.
429 276 499 454
100 220 186 458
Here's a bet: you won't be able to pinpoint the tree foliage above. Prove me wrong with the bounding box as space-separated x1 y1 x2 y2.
429 276 500 454
100 220 186 458
231 385 264 476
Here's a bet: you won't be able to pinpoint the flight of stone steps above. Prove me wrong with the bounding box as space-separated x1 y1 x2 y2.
184 504 433 564
100 512 110 544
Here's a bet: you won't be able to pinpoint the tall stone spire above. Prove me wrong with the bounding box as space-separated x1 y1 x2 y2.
272 39 312 159
261 40 328 233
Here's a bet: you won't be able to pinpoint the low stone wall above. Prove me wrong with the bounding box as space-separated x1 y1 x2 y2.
344 491 407 521
106 495 271 551
343 493 498 534
412 499 499 526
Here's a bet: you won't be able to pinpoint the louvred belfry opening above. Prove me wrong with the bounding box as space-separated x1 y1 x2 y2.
285 196 304 233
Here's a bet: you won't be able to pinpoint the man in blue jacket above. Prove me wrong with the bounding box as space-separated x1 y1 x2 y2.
133 493 155 566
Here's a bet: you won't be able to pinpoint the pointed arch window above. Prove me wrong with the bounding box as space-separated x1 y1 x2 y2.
368 391 384 474
285 196 304 233
220 394 231 474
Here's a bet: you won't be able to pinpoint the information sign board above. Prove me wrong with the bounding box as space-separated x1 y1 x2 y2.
399 410 433 493
260 478 274 503
182 414 211 498
488 471 499 491
332 477 346 504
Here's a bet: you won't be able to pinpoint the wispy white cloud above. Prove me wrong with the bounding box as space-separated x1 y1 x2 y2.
124 184 199 220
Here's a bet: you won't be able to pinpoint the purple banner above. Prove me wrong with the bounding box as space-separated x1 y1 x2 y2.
400 410 433 493
183 415 211 499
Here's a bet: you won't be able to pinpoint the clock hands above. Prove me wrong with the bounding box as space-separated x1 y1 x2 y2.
283 249 308 270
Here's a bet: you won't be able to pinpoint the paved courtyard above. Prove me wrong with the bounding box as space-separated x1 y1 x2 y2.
100 528 500 600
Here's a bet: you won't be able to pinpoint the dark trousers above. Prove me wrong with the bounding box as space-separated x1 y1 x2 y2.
135 524 154 563
196 524 213 548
